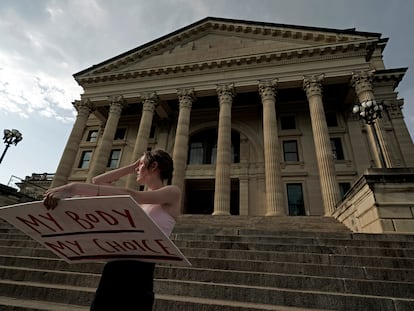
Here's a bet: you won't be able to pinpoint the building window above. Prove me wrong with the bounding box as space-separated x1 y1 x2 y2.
107 149 121 168
330 138 344 160
339 182 351 199
86 130 98 142
326 113 338 127
283 140 299 162
78 151 92 169
189 142 203 164
188 129 240 164
287 183 305 216
114 128 126 140
280 116 296 130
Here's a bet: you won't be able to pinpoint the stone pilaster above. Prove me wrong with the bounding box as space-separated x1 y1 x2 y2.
258 79 285 216
87 96 125 181
303 75 340 215
172 88 194 192
239 176 249 215
51 99 94 188
126 92 158 189
213 84 234 216
351 71 391 168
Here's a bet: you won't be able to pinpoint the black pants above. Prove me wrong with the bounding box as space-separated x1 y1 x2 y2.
90 260 156 311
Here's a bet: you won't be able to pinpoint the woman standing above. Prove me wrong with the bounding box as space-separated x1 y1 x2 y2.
43 149 181 310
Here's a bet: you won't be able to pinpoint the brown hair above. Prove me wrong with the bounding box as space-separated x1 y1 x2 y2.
143 149 174 184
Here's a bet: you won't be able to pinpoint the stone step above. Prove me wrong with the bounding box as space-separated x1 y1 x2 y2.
155 279 414 311
179 242 414 266
2 242 414 280
1 262 412 299
0 296 88 311
172 232 414 249
2 241 414 270
153 295 333 311
0 280 93 306
159 258 414 282
1 216 413 311
1 277 413 311
174 215 350 229
3 230 414 259
0 294 333 311
2 244 414 283
3 229 414 255
172 239 414 258
4 231 414 255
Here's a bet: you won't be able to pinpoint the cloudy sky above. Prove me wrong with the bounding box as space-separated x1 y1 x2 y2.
0 0 413 187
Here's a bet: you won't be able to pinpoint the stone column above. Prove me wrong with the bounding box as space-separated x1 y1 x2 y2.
87 96 125 181
303 75 340 215
258 80 286 216
51 99 94 188
126 92 158 189
213 84 234 216
172 88 194 192
351 71 391 168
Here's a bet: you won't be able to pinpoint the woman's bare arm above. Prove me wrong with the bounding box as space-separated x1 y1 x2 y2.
44 182 181 214
91 161 138 185
97 184 181 207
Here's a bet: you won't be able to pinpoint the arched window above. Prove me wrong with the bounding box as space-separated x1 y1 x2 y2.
188 129 240 164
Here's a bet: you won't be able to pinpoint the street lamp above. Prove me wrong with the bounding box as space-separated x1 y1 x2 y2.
0 129 23 164
352 99 386 167
352 99 384 125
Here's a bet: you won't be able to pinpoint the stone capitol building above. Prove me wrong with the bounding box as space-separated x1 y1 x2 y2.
51 17 414 234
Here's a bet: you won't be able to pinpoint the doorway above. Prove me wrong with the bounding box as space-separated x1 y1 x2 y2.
185 179 240 215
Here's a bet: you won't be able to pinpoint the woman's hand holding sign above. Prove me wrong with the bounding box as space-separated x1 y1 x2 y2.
44 184 73 210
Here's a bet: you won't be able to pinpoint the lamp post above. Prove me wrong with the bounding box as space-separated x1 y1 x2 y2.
0 129 23 164
352 99 386 167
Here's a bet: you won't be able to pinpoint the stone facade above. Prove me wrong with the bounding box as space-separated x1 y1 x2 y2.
333 168 414 233
51 17 414 228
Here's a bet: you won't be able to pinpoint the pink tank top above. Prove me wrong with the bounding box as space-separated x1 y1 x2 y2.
141 204 176 236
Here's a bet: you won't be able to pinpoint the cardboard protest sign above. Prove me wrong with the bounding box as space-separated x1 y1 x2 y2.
0 195 191 266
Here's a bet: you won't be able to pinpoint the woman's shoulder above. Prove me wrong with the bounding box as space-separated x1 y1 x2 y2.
160 184 181 196
166 184 181 192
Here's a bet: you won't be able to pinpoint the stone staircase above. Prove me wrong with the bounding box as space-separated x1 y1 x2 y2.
0 215 413 310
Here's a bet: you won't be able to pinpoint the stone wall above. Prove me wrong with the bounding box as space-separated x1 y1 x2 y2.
333 168 414 233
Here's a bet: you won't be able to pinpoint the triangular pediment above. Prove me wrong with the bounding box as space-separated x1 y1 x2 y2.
125 32 318 71
74 17 382 82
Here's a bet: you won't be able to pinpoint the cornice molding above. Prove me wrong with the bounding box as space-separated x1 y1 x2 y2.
76 40 376 86
373 68 407 89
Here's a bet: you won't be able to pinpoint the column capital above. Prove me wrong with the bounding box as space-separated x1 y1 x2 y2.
303 74 324 98
177 88 195 109
177 88 195 99
73 99 94 116
351 70 375 96
107 95 127 115
141 92 159 112
216 84 235 104
258 79 278 101
142 91 159 101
